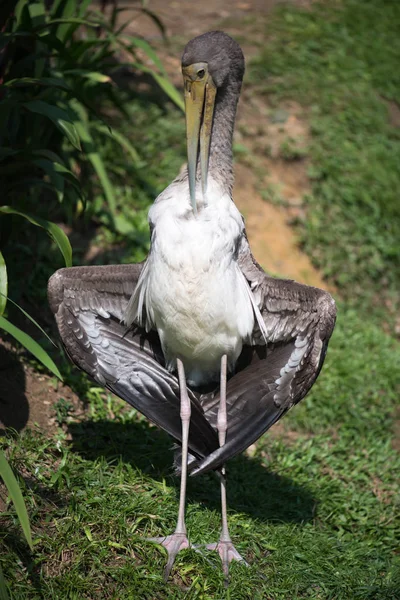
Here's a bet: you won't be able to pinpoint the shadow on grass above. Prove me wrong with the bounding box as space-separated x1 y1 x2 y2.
68 418 315 525
0 341 29 433
0 526 43 596
0 478 69 598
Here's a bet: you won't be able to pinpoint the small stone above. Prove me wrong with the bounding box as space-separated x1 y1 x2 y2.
246 444 257 458
269 109 289 124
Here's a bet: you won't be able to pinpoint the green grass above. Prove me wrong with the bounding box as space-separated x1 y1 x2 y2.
1 308 399 599
250 0 400 311
1 1 400 598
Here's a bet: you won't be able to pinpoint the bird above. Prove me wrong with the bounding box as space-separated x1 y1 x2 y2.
48 31 336 582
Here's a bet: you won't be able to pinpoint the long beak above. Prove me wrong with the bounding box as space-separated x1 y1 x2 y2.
183 68 216 214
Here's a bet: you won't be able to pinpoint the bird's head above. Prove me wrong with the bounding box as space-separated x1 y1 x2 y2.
181 31 244 213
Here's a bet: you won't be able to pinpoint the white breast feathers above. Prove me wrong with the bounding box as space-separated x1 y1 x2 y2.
125 177 255 386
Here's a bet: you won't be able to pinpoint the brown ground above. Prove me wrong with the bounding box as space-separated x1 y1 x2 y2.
1 0 330 436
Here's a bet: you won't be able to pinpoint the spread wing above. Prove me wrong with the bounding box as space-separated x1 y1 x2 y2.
190 237 337 475
48 265 219 460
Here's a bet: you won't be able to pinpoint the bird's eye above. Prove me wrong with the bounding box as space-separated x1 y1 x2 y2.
197 69 205 79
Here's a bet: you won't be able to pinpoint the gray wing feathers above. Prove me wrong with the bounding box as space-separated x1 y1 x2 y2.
48 243 336 476
191 239 336 475
48 265 219 460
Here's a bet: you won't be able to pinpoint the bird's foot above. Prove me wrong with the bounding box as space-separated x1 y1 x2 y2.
147 532 190 581
205 539 248 581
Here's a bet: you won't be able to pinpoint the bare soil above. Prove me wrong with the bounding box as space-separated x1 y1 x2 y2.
1 0 330 436
0 337 81 436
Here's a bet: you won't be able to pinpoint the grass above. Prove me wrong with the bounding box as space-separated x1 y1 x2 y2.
250 0 400 313
1 1 400 598
1 311 399 598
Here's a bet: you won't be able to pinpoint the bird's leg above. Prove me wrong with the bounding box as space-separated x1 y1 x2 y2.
206 354 248 580
148 358 191 581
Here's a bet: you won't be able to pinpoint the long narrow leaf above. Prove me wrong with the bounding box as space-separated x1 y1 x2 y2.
77 0 92 18
0 560 10 600
0 450 33 550
53 0 78 42
139 8 167 41
74 121 117 222
31 158 82 202
63 69 111 83
5 178 62 197
32 149 65 164
93 124 141 165
33 17 103 32
0 148 18 161
32 158 64 203
24 101 81 151
0 207 72 267
130 62 184 111
0 295 56 348
127 37 166 74
0 252 7 316
5 77 71 91
0 316 62 380
151 71 185 112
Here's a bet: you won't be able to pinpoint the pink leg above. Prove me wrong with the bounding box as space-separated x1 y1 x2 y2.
148 358 191 581
206 355 248 582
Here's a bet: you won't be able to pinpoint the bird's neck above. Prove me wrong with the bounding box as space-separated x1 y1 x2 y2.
208 77 242 195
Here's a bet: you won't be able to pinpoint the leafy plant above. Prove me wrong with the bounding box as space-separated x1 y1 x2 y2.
0 0 183 374
0 450 33 600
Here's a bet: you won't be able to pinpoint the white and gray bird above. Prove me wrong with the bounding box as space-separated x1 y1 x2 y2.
48 31 336 582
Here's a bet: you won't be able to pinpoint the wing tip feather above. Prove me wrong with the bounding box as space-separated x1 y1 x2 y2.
48 269 66 315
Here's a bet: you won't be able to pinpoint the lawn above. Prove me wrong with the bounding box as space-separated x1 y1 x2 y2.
250 0 400 315
1 1 400 598
2 306 400 599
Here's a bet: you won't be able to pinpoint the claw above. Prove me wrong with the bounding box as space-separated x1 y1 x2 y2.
147 533 190 581
206 539 248 583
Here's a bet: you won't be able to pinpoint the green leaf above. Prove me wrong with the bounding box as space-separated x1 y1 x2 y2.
0 562 10 600
73 119 117 222
51 0 78 41
127 37 166 74
0 207 72 267
0 316 62 381
77 0 92 18
151 71 185 112
137 8 167 41
0 449 33 550
5 178 62 197
0 295 56 348
0 252 7 317
33 17 101 32
131 62 184 112
117 38 184 111
0 148 19 161
64 69 111 83
14 0 25 25
5 77 71 91
31 149 65 164
93 124 141 165
24 100 81 150
31 157 82 203
32 158 64 202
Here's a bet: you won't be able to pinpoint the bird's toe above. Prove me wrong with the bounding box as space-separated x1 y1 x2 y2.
147 532 190 581
205 539 248 583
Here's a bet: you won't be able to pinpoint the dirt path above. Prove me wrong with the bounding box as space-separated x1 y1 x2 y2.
121 0 328 288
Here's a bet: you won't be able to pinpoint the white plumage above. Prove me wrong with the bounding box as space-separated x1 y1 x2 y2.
125 176 255 386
